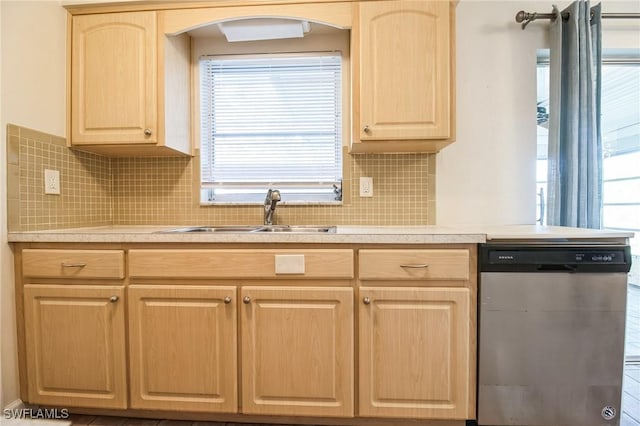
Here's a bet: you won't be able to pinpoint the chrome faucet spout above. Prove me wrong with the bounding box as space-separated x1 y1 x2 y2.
264 189 281 225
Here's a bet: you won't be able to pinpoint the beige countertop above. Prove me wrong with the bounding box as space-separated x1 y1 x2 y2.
7 224 634 245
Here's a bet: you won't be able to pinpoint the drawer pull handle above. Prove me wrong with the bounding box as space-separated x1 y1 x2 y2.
109 296 119 303
243 296 251 304
400 264 430 269
61 262 87 268
363 297 371 305
224 296 232 304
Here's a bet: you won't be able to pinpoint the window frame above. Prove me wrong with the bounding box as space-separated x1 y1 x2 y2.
191 30 351 206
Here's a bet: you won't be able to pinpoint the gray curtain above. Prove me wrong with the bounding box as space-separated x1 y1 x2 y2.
546 1 603 228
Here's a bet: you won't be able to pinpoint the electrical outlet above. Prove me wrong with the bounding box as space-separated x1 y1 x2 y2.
360 177 373 197
44 169 61 195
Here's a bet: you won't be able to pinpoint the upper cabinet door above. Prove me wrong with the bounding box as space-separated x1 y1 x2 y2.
354 1 452 145
71 11 157 145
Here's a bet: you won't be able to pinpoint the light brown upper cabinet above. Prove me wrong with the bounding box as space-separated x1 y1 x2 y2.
351 1 455 153
66 0 457 157
69 11 191 156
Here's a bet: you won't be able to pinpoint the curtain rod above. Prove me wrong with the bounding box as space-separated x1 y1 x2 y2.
515 10 640 30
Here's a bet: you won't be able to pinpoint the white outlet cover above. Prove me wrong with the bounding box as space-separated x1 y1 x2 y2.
360 177 373 197
44 169 61 195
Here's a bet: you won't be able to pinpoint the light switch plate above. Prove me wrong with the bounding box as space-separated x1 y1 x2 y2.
275 255 305 274
44 169 60 195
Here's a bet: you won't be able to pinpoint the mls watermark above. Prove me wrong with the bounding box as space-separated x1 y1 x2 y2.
3 408 70 420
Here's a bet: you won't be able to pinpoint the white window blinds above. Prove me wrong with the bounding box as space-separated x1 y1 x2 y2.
200 54 342 203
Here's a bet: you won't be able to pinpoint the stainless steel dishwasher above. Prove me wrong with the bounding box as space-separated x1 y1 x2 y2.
477 242 632 426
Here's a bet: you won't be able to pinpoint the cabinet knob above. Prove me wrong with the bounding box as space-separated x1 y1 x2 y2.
363 125 371 133
363 296 371 305
144 128 152 136
243 296 251 304
109 295 119 303
224 296 232 304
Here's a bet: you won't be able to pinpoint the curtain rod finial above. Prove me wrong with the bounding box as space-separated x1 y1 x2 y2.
515 11 536 30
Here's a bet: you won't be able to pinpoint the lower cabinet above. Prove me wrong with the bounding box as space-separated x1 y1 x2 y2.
17 246 475 422
128 285 237 412
358 287 471 419
23 285 127 409
126 285 353 417
240 286 354 417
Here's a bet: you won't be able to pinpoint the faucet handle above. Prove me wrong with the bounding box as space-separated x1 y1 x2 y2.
264 189 281 226
264 189 273 204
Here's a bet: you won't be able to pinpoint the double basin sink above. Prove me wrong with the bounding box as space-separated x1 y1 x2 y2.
160 225 336 233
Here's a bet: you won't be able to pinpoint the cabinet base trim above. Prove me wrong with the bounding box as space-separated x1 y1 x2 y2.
63 407 471 426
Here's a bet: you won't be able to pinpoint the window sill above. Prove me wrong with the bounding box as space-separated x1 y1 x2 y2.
200 200 343 207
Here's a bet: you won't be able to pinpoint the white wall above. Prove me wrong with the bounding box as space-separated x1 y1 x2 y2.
437 0 640 226
436 0 550 226
1 0 67 408
1 1 67 136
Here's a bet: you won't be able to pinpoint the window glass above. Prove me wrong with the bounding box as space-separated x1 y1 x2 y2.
199 54 343 204
536 56 640 233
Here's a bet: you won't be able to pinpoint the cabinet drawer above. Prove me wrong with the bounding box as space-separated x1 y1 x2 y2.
129 249 354 279
22 249 125 279
359 249 469 281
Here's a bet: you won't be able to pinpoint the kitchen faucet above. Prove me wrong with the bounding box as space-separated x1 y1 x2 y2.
263 189 281 225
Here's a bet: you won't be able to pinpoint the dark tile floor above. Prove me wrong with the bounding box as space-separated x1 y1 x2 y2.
68 415 299 426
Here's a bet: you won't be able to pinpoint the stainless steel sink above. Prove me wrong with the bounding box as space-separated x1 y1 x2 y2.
159 226 263 233
258 226 336 233
159 225 336 233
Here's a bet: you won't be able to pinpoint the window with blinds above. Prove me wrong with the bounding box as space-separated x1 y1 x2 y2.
199 53 343 203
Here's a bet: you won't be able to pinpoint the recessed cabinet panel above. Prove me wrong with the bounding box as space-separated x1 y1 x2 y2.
23 285 127 409
241 286 354 417
359 287 470 419
129 249 354 279
359 249 469 281
22 249 125 279
71 12 157 145
367 10 439 130
128 285 237 412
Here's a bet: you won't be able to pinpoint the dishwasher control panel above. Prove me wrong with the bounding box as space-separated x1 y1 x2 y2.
480 244 631 273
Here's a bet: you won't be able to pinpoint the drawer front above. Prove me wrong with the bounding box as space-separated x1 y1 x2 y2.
359 249 469 281
22 249 125 279
129 249 354 279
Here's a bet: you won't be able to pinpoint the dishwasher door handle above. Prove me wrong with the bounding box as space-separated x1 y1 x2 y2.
535 264 577 272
